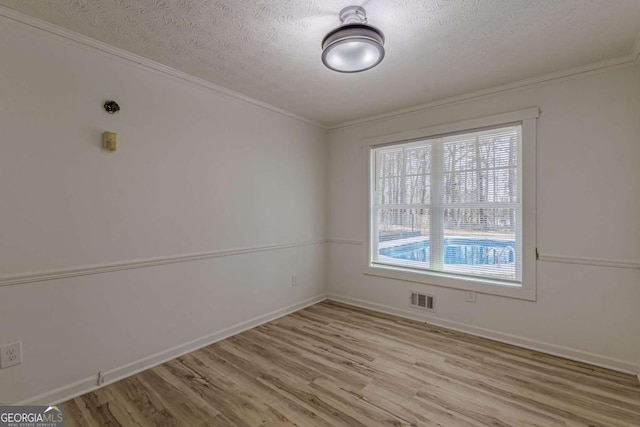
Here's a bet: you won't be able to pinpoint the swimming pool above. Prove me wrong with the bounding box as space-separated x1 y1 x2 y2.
379 238 515 265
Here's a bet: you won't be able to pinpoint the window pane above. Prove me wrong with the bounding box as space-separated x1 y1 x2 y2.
404 146 432 176
443 207 517 280
376 208 431 269
490 168 518 203
442 127 519 205
443 138 476 172
376 176 430 205
443 170 477 203
375 145 431 206
443 167 517 204
371 124 522 285
478 131 518 169
376 149 403 178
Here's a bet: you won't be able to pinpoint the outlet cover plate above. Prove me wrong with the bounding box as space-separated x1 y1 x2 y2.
0 342 22 368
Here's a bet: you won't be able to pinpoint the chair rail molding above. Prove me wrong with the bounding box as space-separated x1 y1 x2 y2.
328 239 640 270
0 239 327 287
327 238 364 246
537 254 640 270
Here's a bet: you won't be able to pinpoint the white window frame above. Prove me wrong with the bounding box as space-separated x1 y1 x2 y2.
363 108 538 301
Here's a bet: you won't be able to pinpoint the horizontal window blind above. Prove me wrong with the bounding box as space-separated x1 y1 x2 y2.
372 125 522 283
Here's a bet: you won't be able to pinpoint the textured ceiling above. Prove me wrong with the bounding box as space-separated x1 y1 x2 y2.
1 0 640 126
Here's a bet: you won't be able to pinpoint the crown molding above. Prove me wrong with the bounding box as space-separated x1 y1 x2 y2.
330 48 640 131
0 5 327 130
1 5 637 133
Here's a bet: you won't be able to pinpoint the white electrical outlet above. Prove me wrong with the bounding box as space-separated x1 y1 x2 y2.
291 275 297 287
466 291 477 303
97 371 105 386
0 342 22 369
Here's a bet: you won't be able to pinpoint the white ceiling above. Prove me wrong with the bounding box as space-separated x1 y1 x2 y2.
1 0 639 126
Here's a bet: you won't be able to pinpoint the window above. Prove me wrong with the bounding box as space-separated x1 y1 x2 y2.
364 109 537 300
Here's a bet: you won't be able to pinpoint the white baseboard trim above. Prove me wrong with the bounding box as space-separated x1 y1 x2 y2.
327 293 639 376
16 293 328 405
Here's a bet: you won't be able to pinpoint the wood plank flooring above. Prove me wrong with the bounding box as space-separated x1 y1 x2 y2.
62 301 640 426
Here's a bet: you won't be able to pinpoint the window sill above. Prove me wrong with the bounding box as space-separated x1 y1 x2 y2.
363 263 536 301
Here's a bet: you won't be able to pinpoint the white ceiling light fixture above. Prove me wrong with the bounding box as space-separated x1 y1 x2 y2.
321 6 385 73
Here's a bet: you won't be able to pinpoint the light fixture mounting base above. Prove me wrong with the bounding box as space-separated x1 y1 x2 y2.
339 6 367 25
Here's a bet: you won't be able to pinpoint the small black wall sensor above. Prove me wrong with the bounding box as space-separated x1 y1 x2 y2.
103 100 120 114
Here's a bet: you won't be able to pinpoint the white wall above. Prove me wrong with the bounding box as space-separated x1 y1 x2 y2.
327 64 640 373
1 9 638 406
0 16 327 403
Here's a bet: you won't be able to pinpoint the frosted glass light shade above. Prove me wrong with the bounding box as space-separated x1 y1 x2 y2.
322 24 385 73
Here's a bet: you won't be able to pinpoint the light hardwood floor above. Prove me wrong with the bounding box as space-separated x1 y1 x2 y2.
62 300 640 426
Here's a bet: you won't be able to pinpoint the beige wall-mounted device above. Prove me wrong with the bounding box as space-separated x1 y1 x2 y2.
103 131 117 151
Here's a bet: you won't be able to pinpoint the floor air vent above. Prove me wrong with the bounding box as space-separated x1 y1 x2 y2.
410 291 435 312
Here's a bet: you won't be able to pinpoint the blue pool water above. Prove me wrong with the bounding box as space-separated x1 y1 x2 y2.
380 238 515 265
